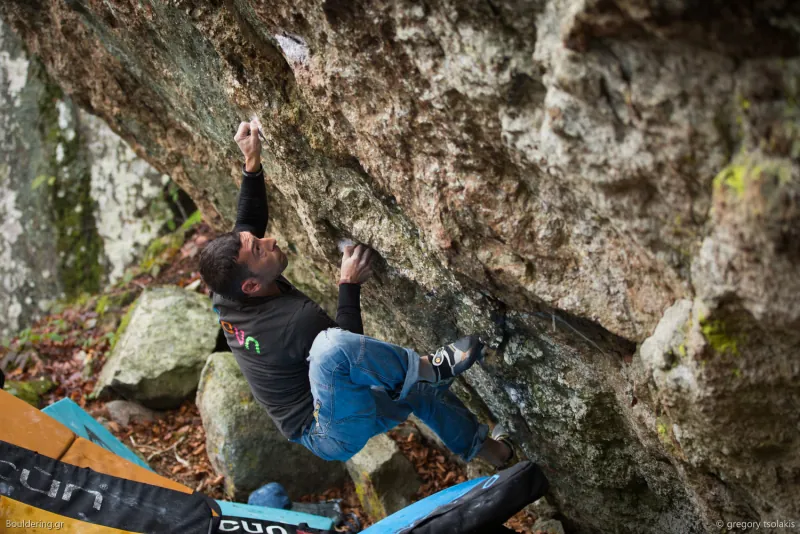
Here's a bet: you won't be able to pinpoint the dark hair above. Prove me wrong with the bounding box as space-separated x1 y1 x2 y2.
198 231 252 301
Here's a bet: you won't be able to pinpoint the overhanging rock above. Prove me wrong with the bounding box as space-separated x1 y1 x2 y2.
3 2 798 532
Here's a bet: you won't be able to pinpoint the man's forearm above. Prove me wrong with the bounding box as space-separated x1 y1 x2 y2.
336 283 363 334
234 164 269 238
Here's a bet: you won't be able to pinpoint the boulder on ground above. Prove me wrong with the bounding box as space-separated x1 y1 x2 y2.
197 352 347 501
532 518 566 534
95 286 218 408
105 399 158 427
346 433 420 520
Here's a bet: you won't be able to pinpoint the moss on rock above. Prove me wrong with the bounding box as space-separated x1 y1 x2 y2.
36 77 104 298
110 298 138 352
3 378 55 407
713 156 793 200
699 317 743 357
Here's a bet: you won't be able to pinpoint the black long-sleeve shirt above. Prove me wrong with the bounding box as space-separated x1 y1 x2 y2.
211 165 363 439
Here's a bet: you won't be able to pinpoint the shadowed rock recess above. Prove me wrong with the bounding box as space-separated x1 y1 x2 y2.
2 2 797 532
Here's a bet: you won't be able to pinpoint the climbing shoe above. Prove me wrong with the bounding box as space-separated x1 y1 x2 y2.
491 423 516 469
426 334 486 386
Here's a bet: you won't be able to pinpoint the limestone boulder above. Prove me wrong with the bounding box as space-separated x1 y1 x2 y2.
197 352 347 501
346 433 420 520
0 19 171 336
95 286 218 408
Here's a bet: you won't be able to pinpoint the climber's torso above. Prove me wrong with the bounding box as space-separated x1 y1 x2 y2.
211 276 337 439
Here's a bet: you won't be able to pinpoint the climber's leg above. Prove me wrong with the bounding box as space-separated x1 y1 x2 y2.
292 328 490 462
391 383 490 462
291 328 421 461
310 327 422 400
370 385 511 466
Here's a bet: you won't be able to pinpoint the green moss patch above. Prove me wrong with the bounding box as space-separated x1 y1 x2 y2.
4 378 55 407
699 317 744 357
36 74 104 298
137 209 202 276
110 299 138 352
713 157 792 200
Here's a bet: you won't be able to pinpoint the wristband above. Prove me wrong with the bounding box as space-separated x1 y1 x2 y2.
242 163 263 176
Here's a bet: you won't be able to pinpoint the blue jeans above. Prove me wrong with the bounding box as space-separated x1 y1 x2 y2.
291 328 489 462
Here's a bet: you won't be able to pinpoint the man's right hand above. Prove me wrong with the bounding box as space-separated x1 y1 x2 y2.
340 244 374 285
235 119 262 172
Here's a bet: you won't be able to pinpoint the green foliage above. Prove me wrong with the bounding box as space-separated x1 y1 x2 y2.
713 164 747 197
138 214 196 276
17 327 33 346
31 174 55 190
713 156 793 200
95 295 110 316
179 210 203 232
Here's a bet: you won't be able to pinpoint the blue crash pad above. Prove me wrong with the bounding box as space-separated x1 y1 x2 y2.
361 477 487 533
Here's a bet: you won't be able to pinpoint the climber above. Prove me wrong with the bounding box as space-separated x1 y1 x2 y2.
198 119 514 468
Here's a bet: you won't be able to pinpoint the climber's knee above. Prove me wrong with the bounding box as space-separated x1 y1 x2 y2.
308 328 361 368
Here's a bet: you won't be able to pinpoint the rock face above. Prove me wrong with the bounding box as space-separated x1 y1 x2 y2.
0 18 171 336
2 2 798 532
196 352 347 501
346 433 420 520
95 286 218 408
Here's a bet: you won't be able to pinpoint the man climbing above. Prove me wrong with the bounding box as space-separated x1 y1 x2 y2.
199 119 513 468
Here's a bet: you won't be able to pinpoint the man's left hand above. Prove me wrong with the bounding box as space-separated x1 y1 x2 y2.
340 244 374 285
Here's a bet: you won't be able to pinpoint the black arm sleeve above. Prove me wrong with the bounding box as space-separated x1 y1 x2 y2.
336 284 363 335
233 165 268 238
